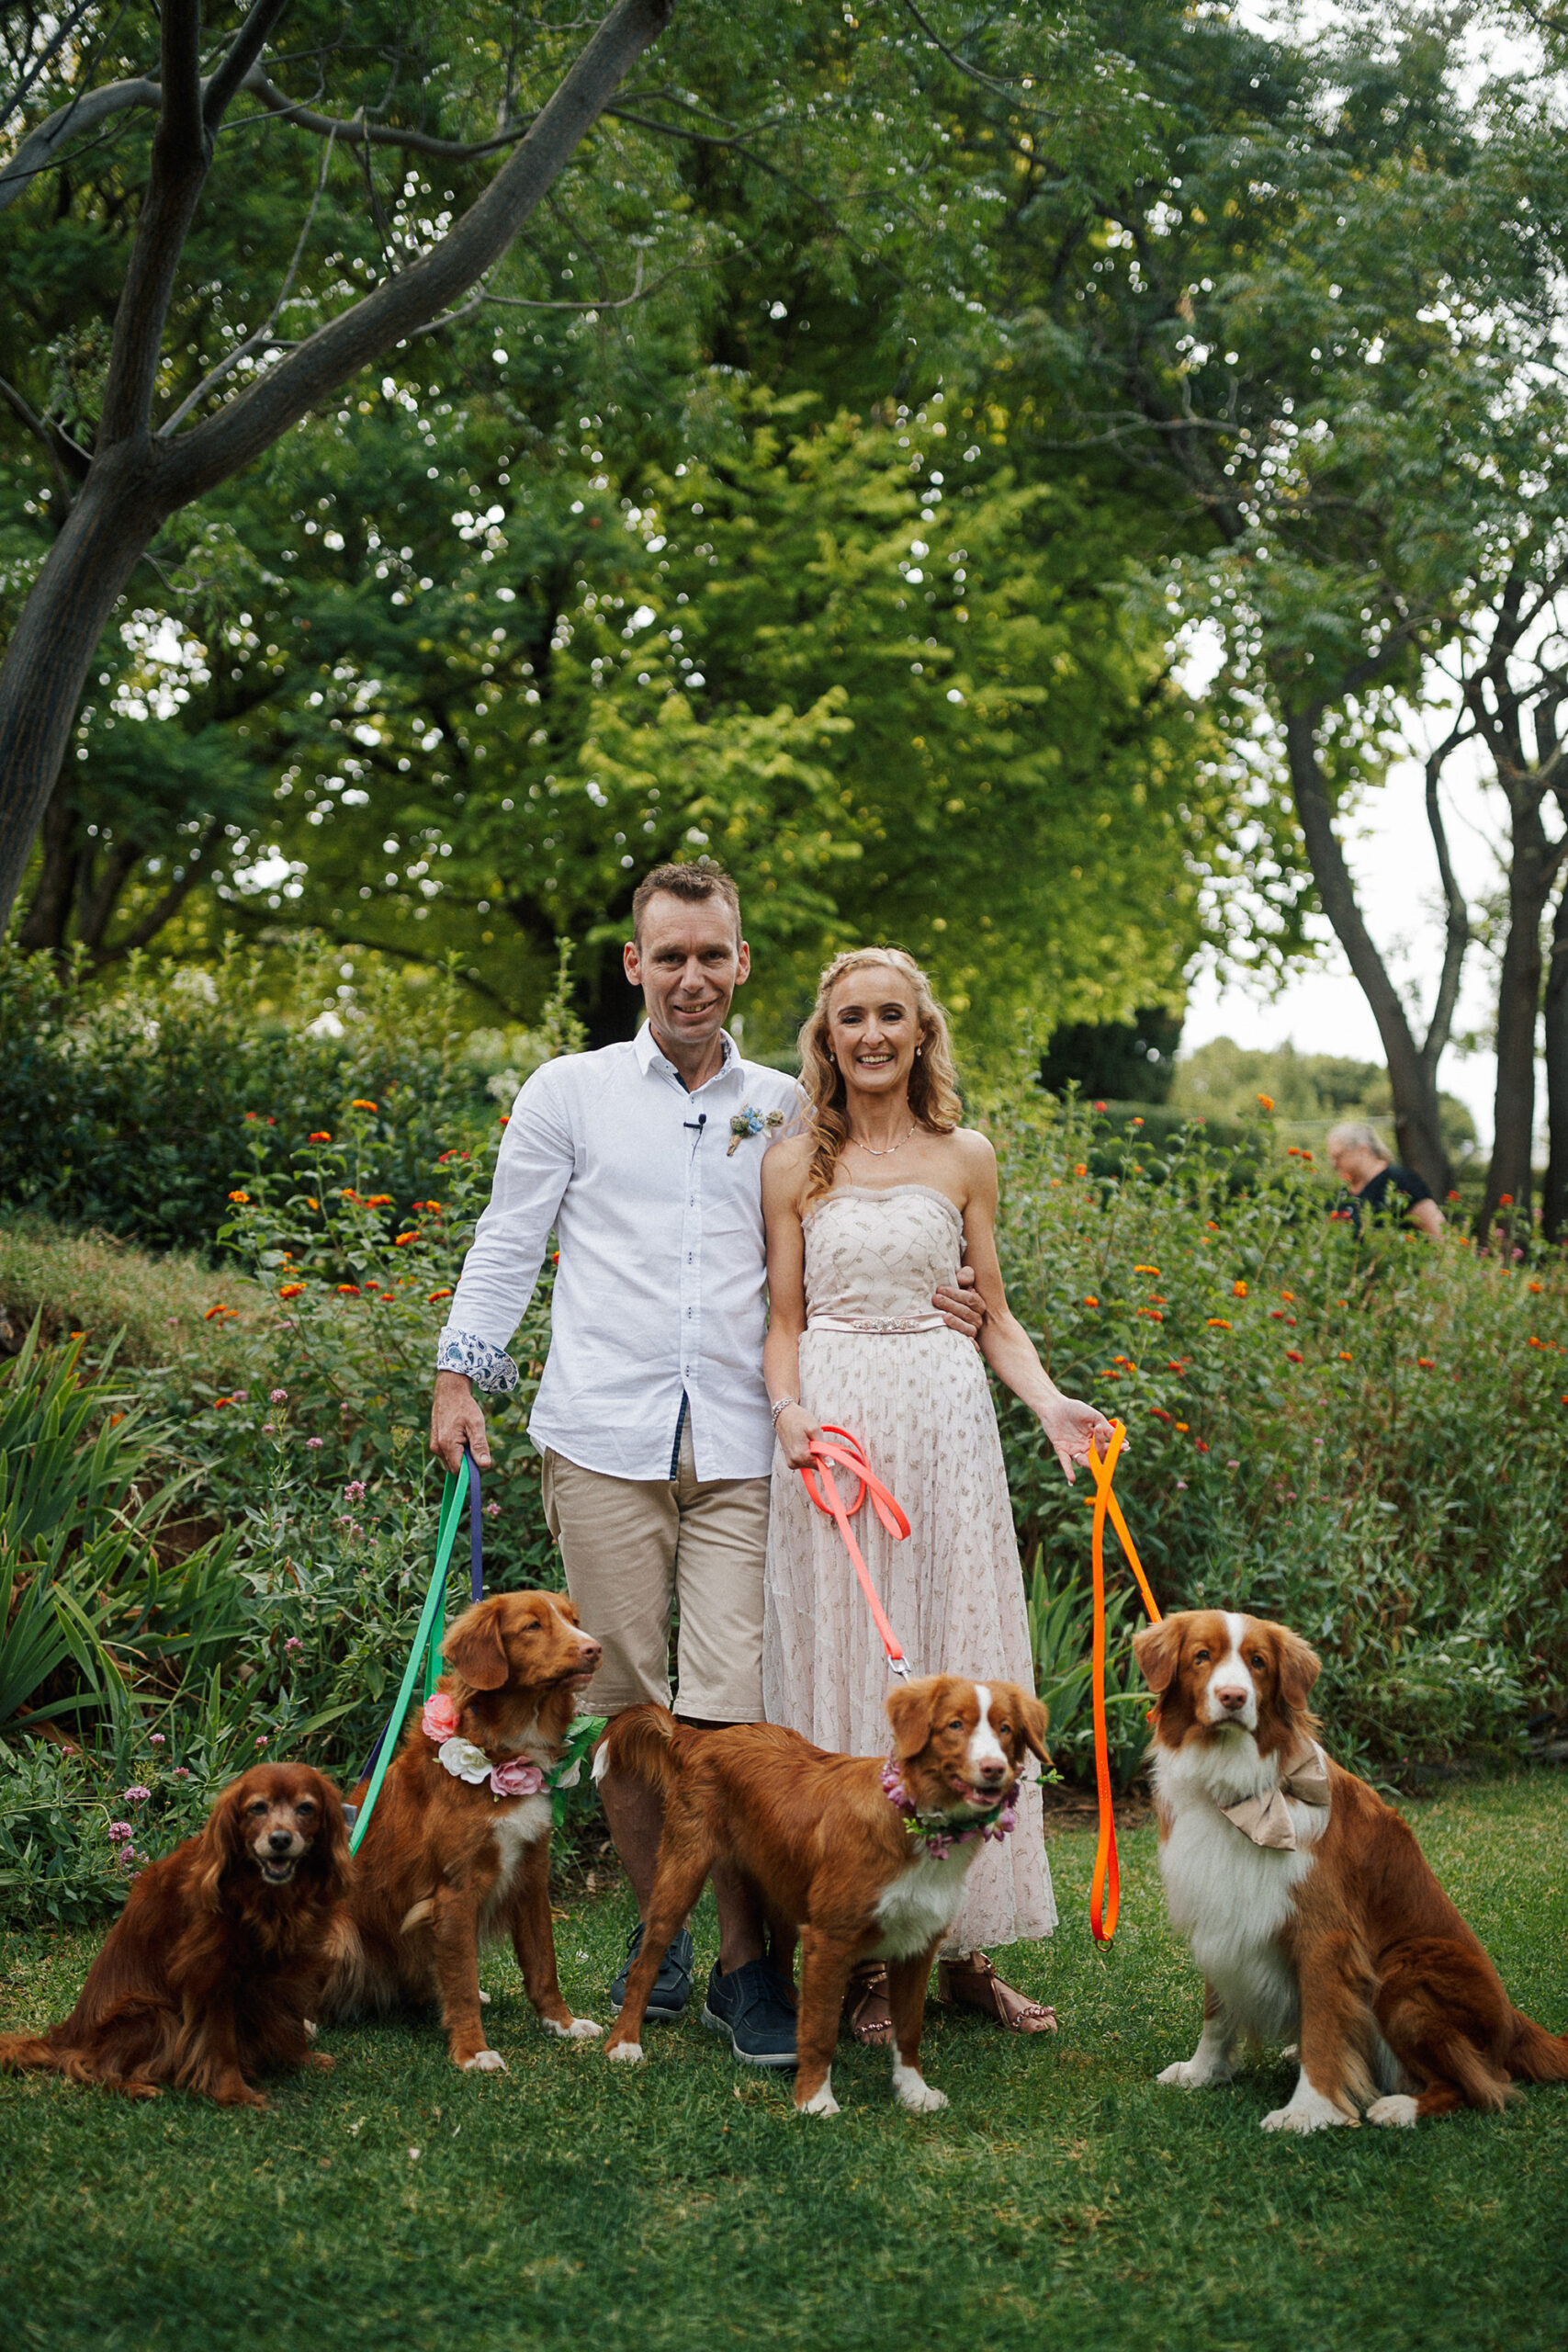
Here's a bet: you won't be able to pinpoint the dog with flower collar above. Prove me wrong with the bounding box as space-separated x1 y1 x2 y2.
600 1673 1048 2114
320 1591 604 2071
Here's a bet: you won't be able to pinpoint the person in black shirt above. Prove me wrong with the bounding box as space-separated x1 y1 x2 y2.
1325 1122 1444 1238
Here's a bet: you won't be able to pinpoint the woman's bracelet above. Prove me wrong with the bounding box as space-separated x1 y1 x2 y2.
770 1396 800 1427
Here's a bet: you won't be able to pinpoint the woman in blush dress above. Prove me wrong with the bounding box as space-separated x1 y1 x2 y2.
761 948 1111 2041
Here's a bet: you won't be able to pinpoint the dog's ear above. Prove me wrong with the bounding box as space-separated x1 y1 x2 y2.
442 1598 511 1691
195 1778 246 1912
1134 1617 1183 1697
307 1772 353 1890
997 1683 1050 1765
1274 1625 1322 1712
885 1677 941 1761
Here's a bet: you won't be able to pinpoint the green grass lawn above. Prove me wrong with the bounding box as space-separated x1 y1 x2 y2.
3 1777 1565 2352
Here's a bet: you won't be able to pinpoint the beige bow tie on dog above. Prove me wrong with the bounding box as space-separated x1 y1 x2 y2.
1221 1741 1331 1849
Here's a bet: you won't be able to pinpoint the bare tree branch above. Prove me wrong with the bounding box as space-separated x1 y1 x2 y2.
1419 711 1474 1075
0 73 163 213
96 817 226 964
0 370 91 492
203 0 295 130
241 66 536 160
97 1 208 447
0 0 102 135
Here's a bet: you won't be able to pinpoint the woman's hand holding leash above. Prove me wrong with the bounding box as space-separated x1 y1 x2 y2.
1039 1394 1116 1486
774 1401 827 1470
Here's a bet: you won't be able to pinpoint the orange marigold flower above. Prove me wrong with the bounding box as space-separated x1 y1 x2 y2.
1134 1263 1160 1275
1529 1280 1543 1294
1233 1280 1247 1297
212 1396 231 1409
351 1099 378 1111
337 1284 361 1295
204 1304 228 1320
1074 1163 1089 1177
228 1190 250 1204
1285 1349 1303 1363
1083 1295 1100 1307
1137 1307 1165 1321
1206 1317 1232 1329
1174 1421 1190 1432
1416 1356 1437 1370
1337 1351 1353 1363
428 1287 454 1303
305 1197 320 1212
1280 1290 1295 1303
1256 1093 1274 1112
394 1232 420 1247
367 1194 393 1206
278 1283 305 1299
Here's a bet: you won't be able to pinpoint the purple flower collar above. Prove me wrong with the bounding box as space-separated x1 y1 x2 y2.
880 1758 1018 1861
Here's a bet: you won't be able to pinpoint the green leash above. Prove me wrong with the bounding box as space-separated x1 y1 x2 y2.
348 1455 476 1858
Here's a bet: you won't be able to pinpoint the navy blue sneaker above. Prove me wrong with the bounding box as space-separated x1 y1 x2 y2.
610 1921 694 2020
701 1959 798 2068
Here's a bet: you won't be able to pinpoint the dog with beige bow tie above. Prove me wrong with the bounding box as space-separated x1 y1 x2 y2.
1134 1608 1568 2134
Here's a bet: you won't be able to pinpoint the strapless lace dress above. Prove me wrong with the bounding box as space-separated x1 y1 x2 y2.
762 1183 1055 1951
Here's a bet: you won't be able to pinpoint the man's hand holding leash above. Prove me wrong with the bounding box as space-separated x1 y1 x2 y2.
431 1371 493 1476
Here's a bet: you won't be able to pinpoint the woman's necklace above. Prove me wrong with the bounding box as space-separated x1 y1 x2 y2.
848 1124 917 1159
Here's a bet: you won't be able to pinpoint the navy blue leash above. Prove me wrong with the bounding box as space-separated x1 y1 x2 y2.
352 1445 484 1790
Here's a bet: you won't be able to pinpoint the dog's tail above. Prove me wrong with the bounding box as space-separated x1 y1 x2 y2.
1506 2007 1568 2086
593 1703 687 1800
0 2031 60 2075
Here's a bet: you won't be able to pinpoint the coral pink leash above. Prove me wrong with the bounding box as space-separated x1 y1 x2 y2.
798 1426 913 1679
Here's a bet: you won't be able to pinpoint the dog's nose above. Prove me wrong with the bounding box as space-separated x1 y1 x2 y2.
976 1758 1008 1784
267 1829 295 1852
1215 1685 1249 1713
580 1639 603 1664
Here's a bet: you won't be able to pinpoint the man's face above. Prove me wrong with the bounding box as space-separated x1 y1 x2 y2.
624 892 750 1055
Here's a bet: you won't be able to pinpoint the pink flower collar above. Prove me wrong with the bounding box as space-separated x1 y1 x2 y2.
422 1691 547 1801
879 1757 1018 1861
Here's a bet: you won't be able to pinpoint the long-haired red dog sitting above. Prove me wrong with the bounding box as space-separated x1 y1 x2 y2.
320 1589 604 2071
601 1675 1048 2117
1135 1609 1568 2131
0 1762 350 2109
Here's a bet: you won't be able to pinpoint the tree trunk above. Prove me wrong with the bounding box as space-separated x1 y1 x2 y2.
0 443 177 940
15 773 82 953
1284 708 1453 1194
1539 860 1568 1245
1479 795 1560 1238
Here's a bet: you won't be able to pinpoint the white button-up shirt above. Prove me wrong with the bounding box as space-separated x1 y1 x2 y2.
438 1024 800 1481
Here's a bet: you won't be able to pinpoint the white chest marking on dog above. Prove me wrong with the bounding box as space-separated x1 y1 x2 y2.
966 1685 1007 1781
869 1843 976 1960
477 1792 553 1935
1152 1736 1327 2047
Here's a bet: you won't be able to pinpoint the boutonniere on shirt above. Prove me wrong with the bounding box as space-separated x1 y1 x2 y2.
728 1103 786 1157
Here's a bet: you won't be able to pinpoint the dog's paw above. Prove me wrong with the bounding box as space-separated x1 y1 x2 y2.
304 2018 318 2040
1157 2056 1232 2089
543 2015 602 2041
479 1989 491 2006
1261 2089 1354 2134
304 2050 335 2072
606 2039 644 2065
1367 2093 1419 2129
460 2048 507 2074
797 2080 840 2117
891 2063 947 2115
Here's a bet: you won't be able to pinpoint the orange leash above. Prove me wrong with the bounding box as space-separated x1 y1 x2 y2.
1085 1419 1161 1943
799 1426 913 1679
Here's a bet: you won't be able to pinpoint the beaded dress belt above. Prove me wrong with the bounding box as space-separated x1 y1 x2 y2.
806 1312 947 1334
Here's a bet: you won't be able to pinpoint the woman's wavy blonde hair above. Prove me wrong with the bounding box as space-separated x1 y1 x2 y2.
797 948 963 1205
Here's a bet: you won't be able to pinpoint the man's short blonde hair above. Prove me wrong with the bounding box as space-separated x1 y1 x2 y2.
1327 1120 1389 1160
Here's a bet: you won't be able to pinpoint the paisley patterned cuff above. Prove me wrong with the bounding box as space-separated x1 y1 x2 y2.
435 1326 521 1395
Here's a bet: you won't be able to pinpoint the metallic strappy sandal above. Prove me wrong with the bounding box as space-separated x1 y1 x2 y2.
937 1951 1057 2033
841 1961 893 2046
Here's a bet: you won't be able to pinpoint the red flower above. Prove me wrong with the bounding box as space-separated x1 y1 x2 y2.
1285 1349 1303 1363
1193 1439 1210 1453
1148 1407 1173 1423
309 1131 333 1144
1416 1357 1437 1370
278 1283 305 1299
337 1284 361 1295
1499 1194 1514 1207
428 1287 454 1303
394 1231 420 1247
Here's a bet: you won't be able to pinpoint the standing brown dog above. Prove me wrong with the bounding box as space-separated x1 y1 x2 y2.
601 1674 1049 2115
0 1762 351 2109
320 1589 604 2070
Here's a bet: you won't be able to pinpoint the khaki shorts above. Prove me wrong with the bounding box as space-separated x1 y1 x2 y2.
540 1417 770 1723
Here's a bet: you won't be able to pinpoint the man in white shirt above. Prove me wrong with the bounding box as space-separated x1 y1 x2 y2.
430 863 981 2067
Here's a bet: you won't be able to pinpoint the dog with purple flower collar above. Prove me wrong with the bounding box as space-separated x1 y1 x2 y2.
599 1673 1048 2115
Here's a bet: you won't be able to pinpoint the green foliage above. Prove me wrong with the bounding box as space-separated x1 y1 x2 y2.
1172 1038 1479 1165
988 1094 1568 1776
0 934 496 1250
